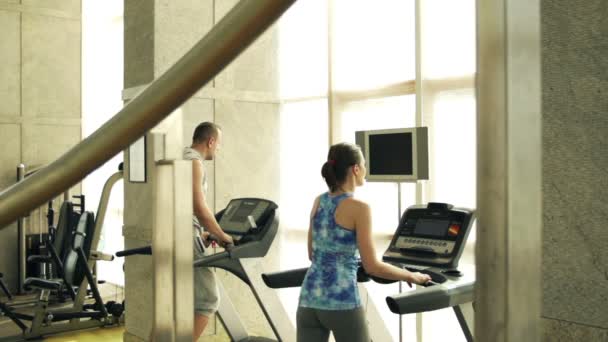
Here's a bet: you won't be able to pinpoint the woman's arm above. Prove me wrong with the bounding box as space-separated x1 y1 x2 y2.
355 202 430 285
307 196 321 261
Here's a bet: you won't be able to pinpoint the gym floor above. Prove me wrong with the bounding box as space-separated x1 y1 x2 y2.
0 308 125 342
0 281 234 341
44 326 124 342
41 327 235 342
0 283 125 341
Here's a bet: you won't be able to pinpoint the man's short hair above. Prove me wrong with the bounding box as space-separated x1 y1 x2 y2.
192 122 221 144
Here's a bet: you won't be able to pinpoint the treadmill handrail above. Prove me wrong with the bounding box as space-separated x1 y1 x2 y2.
193 251 231 268
261 265 372 289
116 246 153 257
0 0 296 229
385 279 475 314
262 267 309 289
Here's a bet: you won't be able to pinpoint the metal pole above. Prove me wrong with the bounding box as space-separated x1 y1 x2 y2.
16 164 25 294
92 172 123 239
397 182 403 342
453 305 474 342
0 0 297 229
38 207 45 279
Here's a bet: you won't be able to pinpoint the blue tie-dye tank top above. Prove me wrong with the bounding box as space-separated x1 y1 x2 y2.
299 192 361 310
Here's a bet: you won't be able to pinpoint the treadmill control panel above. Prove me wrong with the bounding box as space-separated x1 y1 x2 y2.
393 218 462 254
218 198 278 235
383 202 475 269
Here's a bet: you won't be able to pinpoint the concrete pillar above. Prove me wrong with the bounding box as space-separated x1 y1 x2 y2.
123 0 282 339
541 0 608 340
476 0 542 341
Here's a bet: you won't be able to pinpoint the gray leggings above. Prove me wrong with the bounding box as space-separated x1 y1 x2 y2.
296 306 370 342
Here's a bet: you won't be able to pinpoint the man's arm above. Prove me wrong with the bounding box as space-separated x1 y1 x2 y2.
192 159 233 244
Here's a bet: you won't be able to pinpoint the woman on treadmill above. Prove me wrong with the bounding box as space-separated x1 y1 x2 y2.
297 142 431 342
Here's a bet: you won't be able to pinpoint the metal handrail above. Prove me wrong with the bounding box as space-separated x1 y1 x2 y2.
0 0 296 229
23 165 46 178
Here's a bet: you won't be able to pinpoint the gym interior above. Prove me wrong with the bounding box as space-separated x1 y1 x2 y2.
0 0 606 341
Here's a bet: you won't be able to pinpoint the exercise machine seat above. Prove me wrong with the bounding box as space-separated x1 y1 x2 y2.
27 255 53 264
24 202 78 277
54 202 77 261
64 212 95 287
23 278 63 291
23 212 95 294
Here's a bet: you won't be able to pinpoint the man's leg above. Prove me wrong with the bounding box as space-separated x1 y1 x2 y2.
194 313 210 341
193 237 220 341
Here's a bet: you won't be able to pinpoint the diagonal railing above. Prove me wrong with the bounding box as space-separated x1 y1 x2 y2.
0 0 296 229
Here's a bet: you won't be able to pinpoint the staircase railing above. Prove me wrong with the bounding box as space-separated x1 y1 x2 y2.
0 0 296 229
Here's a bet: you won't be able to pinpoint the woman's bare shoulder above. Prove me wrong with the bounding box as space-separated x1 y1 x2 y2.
341 197 370 212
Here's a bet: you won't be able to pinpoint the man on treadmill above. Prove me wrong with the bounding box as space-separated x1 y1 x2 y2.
183 122 233 340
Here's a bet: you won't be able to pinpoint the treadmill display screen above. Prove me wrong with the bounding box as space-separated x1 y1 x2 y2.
413 219 450 237
232 201 257 222
219 199 277 235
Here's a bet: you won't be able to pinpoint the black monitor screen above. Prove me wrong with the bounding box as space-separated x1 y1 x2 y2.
369 132 413 175
414 219 450 237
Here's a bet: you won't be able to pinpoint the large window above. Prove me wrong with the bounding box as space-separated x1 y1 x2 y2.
331 1 415 91
82 0 124 286
339 95 417 237
278 0 476 341
418 0 476 340
279 100 329 231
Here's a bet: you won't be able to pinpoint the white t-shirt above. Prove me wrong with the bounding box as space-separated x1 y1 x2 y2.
183 146 208 233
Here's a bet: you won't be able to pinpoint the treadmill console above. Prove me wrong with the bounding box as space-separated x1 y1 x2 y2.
218 198 278 236
383 202 475 269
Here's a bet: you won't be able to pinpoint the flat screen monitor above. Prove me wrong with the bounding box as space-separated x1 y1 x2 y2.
356 127 428 182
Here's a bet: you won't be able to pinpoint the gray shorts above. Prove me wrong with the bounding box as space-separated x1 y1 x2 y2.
193 237 220 316
296 306 370 342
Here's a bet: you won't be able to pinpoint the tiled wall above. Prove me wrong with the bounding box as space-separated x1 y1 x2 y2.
0 0 81 292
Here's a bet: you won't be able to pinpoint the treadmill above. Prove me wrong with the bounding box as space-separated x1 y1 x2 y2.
262 202 476 342
195 198 294 342
118 198 295 342
381 202 476 342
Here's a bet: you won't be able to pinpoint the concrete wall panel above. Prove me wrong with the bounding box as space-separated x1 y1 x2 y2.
543 318 608 342
154 0 213 77
0 124 21 190
542 0 608 330
22 13 80 118
213 0 279 93
0 10 21 117
22 0 80 15
22 123 80 166
124 0 154 88
215 101 280 209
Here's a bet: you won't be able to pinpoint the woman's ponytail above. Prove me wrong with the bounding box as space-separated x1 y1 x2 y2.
321 143 362 192
321 160 339 192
